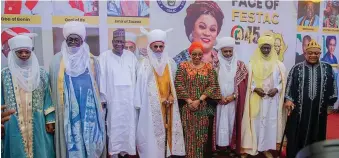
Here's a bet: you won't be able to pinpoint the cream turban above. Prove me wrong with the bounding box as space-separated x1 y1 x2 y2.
216 37 235 50
8 35 33 51
140 27 173 45
126 32 138 44
63 21 86 40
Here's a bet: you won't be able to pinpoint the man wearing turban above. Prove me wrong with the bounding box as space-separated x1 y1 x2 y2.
1 27 37 68
124 31 147 60
215 37 248 156
1 35 55 158
241 35 287 158
49 21 106 158
284 40 337 158
99 28 138 158
135 27 185 158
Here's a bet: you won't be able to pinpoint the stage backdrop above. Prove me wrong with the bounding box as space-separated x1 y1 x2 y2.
1 0 339 107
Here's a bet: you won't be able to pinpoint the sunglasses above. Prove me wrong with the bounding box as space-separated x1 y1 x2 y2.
125 46 135 49
153 45 164 49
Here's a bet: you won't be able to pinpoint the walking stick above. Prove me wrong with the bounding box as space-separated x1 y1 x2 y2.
164 101 169 158
278 115 290 158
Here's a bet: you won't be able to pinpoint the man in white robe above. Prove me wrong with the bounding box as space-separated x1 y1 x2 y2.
241 35 287 158
216 37 248 156
135 27 185 158
99 28 138 158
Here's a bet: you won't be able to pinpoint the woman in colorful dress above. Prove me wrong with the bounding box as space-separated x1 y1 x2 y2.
175 42 221 158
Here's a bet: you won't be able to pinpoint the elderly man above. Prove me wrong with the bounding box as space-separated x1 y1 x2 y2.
124 31 146 60
1 35 55 158
50 21 106 158
241 35 286 158
215 37 248 156
297 1 320 26
284 40 337 158
99 29 138 158
135 27 185 158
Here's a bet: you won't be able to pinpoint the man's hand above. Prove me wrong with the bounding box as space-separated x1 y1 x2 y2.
219 97 227 105
1 106 15 138
267 88 278 97
167 95 174 105
284 100 295 116
45 123 55 134
254 88 266 97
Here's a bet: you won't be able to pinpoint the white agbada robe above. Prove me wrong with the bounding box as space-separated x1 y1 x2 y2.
216 37 237 147
135 28 185 158
99 49 138 156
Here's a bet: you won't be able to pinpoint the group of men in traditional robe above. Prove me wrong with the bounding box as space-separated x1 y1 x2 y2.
1 21 337 158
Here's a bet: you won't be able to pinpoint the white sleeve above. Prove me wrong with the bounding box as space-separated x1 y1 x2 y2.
98 52 107 103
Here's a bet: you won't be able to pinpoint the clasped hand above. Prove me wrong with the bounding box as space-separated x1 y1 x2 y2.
186 99 200 111
254 88 278 97
220 95 235 105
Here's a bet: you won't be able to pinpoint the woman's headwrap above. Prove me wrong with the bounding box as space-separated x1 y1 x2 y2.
188 41 204 54
184 1 224 41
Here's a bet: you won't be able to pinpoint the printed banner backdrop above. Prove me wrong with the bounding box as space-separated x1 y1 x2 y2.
1 0 338 106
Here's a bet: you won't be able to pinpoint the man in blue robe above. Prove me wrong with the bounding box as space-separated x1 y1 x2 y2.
1 35 55 158
50 21 106 158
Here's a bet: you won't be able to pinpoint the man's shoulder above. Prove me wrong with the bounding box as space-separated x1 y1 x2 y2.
320 61 332 69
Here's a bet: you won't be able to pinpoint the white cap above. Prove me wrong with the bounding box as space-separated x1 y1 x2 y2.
8 35 33 51
216 37 235 50
63 21 86 40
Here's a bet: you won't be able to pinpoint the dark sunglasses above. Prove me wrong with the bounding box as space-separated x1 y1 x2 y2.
153 45 164 49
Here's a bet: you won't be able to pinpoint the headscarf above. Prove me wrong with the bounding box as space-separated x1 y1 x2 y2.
250 35 278 80
184 1 224 41
216 37 237 97
7 35 40 92
188 41 204 54
140 27 173 76
61 21 90 77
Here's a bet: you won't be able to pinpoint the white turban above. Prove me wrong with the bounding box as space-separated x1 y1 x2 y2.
125 32 138 44
63 21 86 40
216 37 236 50
8 34 33 51
7 35 40 92
140 27 173 76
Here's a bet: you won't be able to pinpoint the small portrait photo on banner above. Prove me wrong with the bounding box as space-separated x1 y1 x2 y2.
51 0 99 25
108 28 149 60
321 35 338 64
323 1 339 33
1 27 44 69
106 0 150 26
52 27 100 56
297 1 320 32
295 34 320 64
1 1 49 25
173 0 224 69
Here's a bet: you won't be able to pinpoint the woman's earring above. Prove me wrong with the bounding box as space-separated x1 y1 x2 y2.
189 33 193 42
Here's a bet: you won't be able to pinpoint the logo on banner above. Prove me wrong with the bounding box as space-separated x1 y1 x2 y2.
157 0 186 14
231 25 261 45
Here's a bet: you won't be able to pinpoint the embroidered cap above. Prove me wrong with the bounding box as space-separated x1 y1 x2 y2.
306 39 321 51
